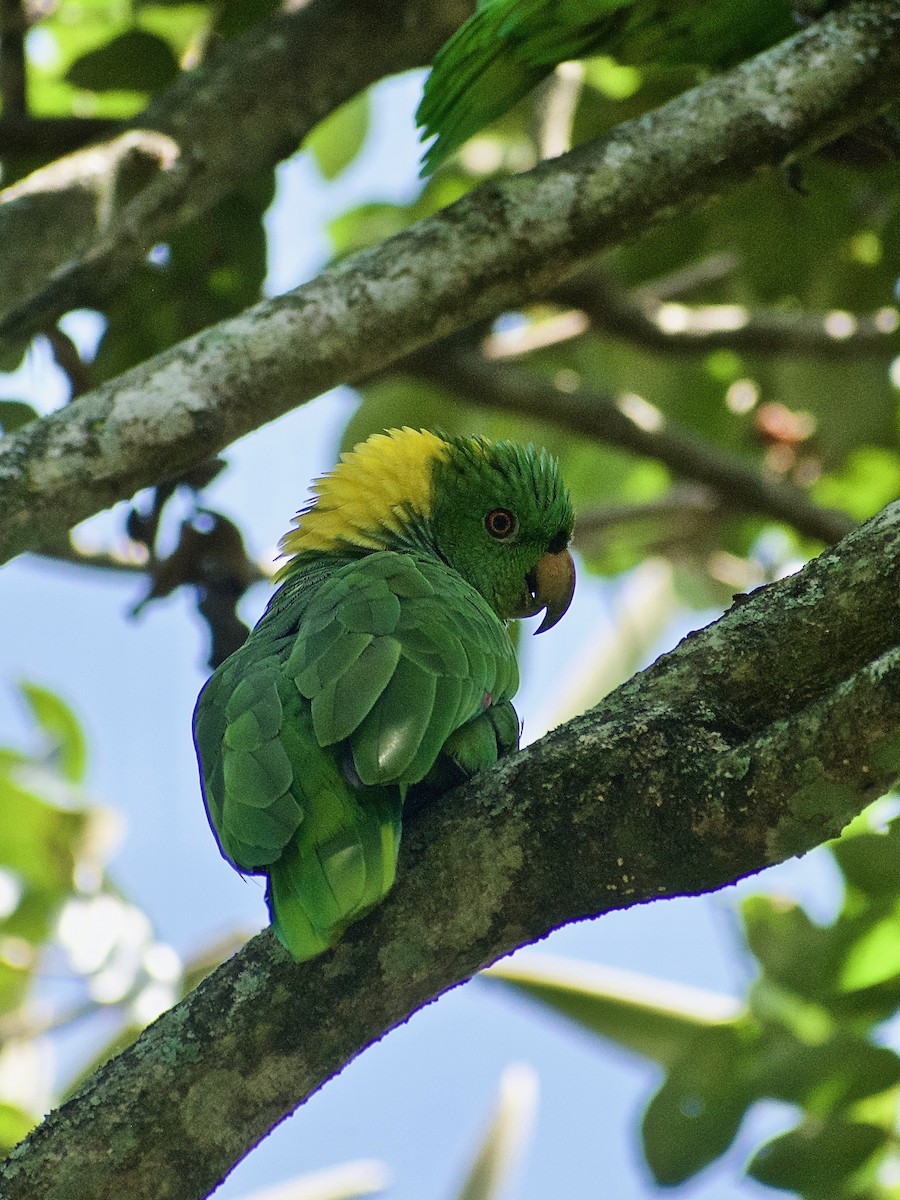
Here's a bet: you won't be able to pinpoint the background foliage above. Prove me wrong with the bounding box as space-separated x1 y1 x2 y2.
0 1 899 1197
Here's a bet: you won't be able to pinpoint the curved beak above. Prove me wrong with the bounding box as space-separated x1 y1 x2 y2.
517 548 576 634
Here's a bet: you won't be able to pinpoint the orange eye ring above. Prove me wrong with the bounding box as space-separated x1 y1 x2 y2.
485 508 517 539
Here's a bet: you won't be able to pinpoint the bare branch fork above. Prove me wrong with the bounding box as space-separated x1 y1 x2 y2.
4 495 900 1200
0 0 898 566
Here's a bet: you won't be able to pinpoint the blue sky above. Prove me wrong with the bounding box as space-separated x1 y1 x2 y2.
0 69 845 1200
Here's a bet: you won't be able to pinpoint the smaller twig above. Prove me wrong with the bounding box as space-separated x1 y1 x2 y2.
631 253 741 302
32 534 270 583
405 341 855 545
0 116 124 157
550 269 899 359
574 485 721 540
0 997 101 1043
43 326 92 399
31 536 150 574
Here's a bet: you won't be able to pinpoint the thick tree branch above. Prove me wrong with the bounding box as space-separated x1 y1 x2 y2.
0 0 896 564
0 0 474 328
4 498 900 1200
407 343 855 543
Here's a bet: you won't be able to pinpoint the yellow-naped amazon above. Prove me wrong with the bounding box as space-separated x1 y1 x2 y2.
193 429 575 960
417 0 798 172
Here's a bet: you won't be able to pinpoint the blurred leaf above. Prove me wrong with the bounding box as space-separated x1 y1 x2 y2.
19 683 87 784
307 91 371 180
235 1160 389 1200
813 448 900 523
746 1028 900 1110
212 0 280 39
486 956 743 1069
92 172 272 381
0 773 88 892
741 895 846 1003
833 823 900 901
453 1064 538 1200
839 914 900 992
747 1118 888 1193
0 402 38 434
65 28 180 93
641 1027 752 1185
0 1101 35 1153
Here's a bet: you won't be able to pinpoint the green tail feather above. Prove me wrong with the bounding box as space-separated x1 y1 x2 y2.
266 780 403 961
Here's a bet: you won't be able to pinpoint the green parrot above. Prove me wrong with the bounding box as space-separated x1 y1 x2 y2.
193 428 575 961
417 0 798 171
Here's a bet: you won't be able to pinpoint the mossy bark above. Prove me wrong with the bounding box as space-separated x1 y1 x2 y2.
4 501 900 1200
1 1 898 563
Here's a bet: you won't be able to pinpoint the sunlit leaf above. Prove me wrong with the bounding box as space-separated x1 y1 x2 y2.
839 915 900 992
307 91 371 181
19 683 87 784
0 1101 35 1153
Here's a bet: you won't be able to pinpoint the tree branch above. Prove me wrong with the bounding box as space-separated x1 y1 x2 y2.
0 0 896 564
550 268 900 358
5 496 900 1200
0 115 124 156
407 342 855 543
0 0 27 118
0 0 474 334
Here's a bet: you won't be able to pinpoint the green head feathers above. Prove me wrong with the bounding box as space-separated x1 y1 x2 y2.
280 427 575 631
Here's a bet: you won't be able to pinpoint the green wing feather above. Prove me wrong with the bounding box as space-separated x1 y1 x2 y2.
193 550 519 961
417 0 796 172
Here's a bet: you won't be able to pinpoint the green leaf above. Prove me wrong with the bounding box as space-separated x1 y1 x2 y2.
832 824 900 901
641 1028 752 1185
0 401 38 433
486 956 743 1069
0 1102 35 1153
813 448 900 524
0 775 88 891
741 894 845 1002
65 29 180 93
840 914 900 992
746 1027 900 1110
307 91 371 181
748 1118 888 1193
19 683 87 784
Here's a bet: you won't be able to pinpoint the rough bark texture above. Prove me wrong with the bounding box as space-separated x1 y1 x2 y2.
0 0 898 564
3 500 900 1200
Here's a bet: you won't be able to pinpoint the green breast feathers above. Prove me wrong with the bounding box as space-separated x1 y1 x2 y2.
193 428 575 961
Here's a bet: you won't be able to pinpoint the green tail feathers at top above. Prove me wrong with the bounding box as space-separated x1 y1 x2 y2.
417 0 798 172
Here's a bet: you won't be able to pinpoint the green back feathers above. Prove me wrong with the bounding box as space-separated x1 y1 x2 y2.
417 0 798 172
194 428 574 961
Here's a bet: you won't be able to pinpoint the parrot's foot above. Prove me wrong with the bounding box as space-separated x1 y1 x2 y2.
408 700 521 808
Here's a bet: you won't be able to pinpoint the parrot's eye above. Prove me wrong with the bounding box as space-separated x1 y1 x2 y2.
485 508 517 539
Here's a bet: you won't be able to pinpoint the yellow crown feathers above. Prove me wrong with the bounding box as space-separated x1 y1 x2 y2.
278 427 450 566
